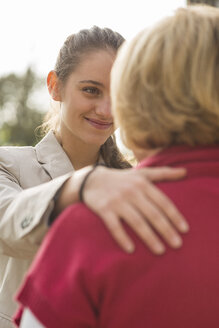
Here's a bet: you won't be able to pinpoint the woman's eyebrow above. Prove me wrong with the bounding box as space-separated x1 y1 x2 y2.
78 80 104 87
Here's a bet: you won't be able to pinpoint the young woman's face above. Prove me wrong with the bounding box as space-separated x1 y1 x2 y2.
60 49 116 146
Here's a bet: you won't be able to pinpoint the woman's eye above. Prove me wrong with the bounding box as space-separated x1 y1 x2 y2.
83 87 100 95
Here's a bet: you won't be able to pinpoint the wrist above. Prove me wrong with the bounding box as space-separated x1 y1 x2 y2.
72 166 93 202
79 164 107 203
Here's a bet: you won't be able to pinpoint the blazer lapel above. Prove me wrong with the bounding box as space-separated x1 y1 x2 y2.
35 131 74 179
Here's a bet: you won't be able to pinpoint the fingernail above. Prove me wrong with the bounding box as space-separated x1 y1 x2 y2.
126 244 135 253
179 221 189 232
172 236 182 248
154 244 165 254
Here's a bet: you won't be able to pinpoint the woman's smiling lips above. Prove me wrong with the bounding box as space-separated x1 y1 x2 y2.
84 117 113 130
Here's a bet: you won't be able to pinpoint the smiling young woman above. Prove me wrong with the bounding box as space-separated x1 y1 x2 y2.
14 6 219 327
0 26 188 327
47 50 116 169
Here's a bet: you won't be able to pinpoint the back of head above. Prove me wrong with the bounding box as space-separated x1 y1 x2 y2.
111 5 219 150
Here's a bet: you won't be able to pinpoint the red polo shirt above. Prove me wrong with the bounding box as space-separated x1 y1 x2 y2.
15 146 219 328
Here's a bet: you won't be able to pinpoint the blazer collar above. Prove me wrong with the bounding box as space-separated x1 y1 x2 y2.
35 131 74 179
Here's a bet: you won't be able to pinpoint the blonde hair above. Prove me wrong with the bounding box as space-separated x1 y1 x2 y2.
111 5 219 150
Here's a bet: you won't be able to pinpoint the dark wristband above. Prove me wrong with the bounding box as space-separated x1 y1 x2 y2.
79 163 107 203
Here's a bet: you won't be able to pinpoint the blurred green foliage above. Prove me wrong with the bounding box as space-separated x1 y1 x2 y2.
187 0 219 6
0 68 45 146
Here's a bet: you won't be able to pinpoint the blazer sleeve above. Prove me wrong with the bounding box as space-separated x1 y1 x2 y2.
0 148 71 259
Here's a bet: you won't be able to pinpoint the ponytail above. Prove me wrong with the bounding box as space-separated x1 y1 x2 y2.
100 135 132 169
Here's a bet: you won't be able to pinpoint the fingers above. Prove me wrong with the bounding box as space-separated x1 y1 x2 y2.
141 180 189 234
116 203 166 254
84 165 189 255
139 167 187 182
129 191 183 249
101 213 135 253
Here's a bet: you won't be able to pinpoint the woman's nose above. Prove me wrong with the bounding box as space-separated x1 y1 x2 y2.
95 99 112 119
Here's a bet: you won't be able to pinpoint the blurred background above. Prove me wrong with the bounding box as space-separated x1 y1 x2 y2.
0 0 218 148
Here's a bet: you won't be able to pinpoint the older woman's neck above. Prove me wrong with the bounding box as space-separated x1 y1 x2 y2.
134 148 162 162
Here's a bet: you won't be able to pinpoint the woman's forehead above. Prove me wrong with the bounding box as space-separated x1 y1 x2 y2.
68 50 116 83
78 49 116 68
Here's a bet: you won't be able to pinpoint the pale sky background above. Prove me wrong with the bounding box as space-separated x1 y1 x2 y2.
0 0 186 151
1 0 186 76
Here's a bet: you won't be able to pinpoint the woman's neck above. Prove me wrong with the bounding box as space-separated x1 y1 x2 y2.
55 127 100 171
133 147 162 162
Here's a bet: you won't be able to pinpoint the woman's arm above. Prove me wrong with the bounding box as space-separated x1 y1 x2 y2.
0 148 71 258
53 165 188 254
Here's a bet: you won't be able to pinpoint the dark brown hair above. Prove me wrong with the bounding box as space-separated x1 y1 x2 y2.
42 26 131 168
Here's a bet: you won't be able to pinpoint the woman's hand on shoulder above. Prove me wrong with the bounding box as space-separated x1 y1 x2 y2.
82 166 189 255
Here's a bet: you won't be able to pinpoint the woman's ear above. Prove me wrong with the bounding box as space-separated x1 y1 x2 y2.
47 70 62 101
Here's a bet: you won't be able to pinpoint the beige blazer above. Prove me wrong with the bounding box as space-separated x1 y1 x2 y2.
20 309 44 328
0 131 74 327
